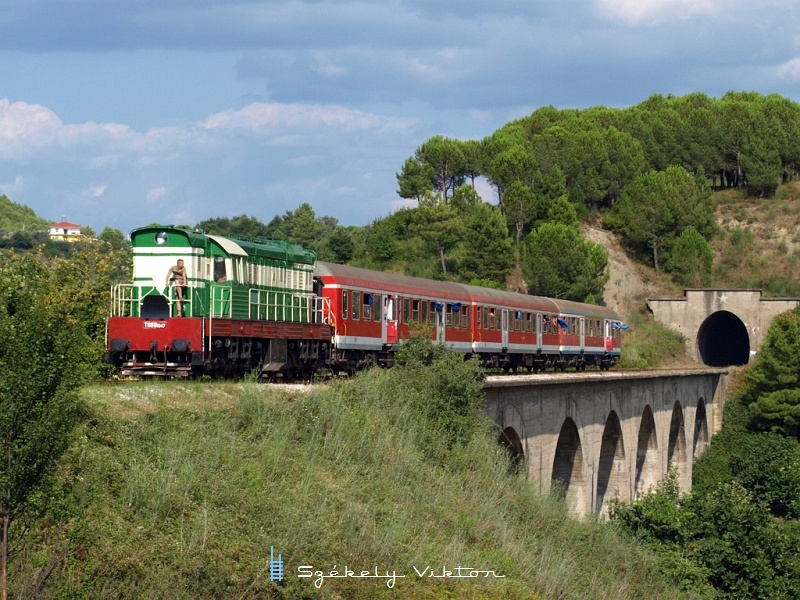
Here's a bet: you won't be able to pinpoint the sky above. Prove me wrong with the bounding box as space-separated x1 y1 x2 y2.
2 0 800 235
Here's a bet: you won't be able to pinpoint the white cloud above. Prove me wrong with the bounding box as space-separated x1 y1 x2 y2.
146 187 166 202
594 0 722 25
775 57 800 80
88 184 107 197
202 102 378 132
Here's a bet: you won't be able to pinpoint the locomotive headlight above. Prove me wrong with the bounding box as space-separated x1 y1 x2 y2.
155 231 169 245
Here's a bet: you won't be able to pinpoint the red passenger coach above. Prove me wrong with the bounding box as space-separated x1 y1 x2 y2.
314 262 623 372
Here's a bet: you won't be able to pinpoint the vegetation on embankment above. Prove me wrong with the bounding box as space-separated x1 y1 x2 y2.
10 349 686 599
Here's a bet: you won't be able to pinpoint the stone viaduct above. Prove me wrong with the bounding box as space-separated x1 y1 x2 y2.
647 289 800 366
484 370 726 517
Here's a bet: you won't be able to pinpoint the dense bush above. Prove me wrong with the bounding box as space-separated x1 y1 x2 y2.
611 471 800 598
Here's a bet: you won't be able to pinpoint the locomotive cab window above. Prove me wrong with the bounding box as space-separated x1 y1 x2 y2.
213 257 227 283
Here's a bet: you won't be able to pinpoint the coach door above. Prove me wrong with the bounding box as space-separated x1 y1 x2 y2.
501 309 509 350
435 302 446 343
580 318 586 352
604 319 613 351
536 313 543 350
383 295 398 345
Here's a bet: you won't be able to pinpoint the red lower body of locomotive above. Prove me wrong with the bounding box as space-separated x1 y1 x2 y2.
107 316 332 378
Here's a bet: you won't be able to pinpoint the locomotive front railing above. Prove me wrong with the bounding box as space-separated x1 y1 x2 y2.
110 284 192 318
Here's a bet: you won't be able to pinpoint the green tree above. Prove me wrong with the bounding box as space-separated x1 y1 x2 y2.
396 156 434 201
546 196 580 230
486 144 536 203
412 193 463 274
0 255 91 599
416 136 465 202
460 139 484 187
502 181 537 246
742 133 782 196
742 307 800 437
364 219 397 266
195 214 270 239
98 226 127 250
449 184 482 218
523 223 608 301
666 227 713 286
460 202 513 285
326 227 355 264
611 166 715 270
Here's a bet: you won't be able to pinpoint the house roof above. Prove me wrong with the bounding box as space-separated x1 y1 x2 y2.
50 221 81 228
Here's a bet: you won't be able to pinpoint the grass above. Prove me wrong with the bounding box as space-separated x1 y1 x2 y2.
618 312 688 370
9 370 688 599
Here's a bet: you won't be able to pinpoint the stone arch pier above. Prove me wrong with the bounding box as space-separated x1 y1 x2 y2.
484 370 726 517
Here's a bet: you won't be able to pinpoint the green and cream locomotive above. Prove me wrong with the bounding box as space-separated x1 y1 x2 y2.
107 225 333 377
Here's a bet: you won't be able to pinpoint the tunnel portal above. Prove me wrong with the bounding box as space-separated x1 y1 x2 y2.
696 310 750 366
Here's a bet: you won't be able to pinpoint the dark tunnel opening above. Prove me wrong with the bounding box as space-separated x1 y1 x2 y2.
696 310 750 366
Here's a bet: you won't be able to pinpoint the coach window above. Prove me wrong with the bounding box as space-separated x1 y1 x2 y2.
428 302 436 325
353 292 361 320
447 305 454 328
403 298 410 324
482 307 488 330
374 294 382 322
342 290 349 319
412 299 419 323
461 306 468 329
363 294 372 321
421 299 427 324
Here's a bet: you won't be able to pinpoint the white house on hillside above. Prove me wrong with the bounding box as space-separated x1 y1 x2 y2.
48 219 83 242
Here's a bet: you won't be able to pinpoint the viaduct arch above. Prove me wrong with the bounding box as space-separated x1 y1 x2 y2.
648 289 800 366
485 370 725 517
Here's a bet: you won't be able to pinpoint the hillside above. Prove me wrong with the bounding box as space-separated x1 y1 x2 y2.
8 373 693 599
591 182 800 317
0 194 50 232
711 181 800 297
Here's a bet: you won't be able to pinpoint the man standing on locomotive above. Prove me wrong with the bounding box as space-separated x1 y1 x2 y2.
166 259 188 316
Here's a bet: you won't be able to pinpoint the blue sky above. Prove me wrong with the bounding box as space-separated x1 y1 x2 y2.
1 0 799 234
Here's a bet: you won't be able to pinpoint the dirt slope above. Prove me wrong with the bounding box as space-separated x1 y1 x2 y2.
582 224 673 319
